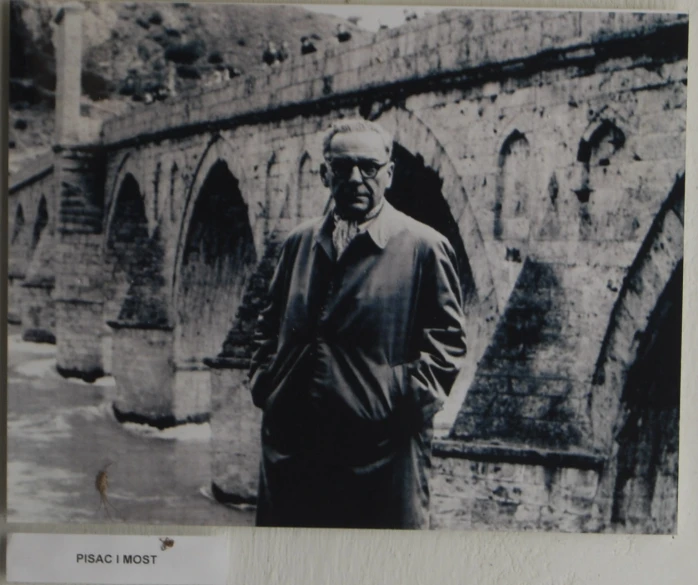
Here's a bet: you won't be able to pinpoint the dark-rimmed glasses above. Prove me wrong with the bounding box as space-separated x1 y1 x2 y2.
326 158 390 179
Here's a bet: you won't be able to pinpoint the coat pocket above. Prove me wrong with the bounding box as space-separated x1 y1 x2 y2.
388 361 418 434
392 360 443 434
252 344 310 411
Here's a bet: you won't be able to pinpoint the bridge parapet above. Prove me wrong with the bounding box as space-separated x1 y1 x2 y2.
9 151 55 195
100 10 687 147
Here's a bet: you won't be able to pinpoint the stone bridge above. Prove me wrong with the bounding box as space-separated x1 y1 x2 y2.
8 6 687 532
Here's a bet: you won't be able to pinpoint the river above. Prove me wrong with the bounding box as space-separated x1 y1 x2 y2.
7 326 254 526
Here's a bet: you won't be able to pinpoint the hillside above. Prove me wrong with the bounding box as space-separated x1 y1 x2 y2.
9 1 373 175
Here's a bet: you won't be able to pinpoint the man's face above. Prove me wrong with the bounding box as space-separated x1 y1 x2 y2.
321 130 394 220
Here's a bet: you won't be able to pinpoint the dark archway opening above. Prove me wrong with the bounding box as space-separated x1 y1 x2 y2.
611 259 682 533
106 174 173 425
387 143 475 303
176 160 257 366
12 204 25 246
108 175 148 249
32 196 48 251
105 174 168 327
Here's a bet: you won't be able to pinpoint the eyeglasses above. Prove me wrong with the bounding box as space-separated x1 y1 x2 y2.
326 158 390 179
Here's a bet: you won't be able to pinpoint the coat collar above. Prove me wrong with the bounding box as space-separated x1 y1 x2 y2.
313 200 404 258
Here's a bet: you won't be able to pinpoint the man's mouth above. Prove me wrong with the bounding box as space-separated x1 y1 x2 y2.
339 189 370 201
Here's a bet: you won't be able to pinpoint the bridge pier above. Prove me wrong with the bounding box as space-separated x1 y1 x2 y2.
110 355 212 429
171 363 212 424
109 324 179 427
206 360 261 505
7 275 25 325
20 279 56 344
53 146 107 381
108 295 213 427
54 294 104 380
204 229 287 504
51 3 107 378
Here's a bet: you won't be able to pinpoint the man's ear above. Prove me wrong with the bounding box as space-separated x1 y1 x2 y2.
385 161 395 189
320 162 330 188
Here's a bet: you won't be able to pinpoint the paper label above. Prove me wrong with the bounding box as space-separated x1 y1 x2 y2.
6 533 229 585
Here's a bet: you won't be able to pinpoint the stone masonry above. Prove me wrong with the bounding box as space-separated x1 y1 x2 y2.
8 7 687 532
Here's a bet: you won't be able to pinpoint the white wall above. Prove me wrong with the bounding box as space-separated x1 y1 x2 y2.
1 0 697 584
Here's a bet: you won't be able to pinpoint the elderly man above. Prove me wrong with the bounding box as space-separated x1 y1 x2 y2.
249 118 466 529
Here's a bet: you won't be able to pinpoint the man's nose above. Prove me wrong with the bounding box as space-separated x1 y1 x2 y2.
348 164 363 183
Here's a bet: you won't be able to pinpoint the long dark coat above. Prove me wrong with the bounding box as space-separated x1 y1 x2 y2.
249 202 467 529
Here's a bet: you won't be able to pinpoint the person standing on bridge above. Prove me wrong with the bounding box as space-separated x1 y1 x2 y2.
248 118 467 529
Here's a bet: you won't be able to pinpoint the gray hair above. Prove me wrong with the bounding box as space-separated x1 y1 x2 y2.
322 118 394 159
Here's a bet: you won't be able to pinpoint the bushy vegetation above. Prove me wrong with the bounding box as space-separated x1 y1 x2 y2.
9 0 370 173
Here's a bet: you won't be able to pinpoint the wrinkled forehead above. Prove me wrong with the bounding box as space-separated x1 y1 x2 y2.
326 130 391 161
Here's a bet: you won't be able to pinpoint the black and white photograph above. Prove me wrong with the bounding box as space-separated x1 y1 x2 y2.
7 0 687 533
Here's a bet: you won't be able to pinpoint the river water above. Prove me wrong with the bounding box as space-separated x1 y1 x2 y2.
7 327 254 526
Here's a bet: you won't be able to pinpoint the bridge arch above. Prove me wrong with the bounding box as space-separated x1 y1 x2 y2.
9 203 31 272
387 143 475 304
492 129 534 310
373 107 498 431
104 174 148 324
577 118 626 166
173 151 257 371
103 170 169 377
591 174 683 532
264 152 278 236
101 154 147 376
574 118 627 214
105 171 173 425
173 134 255 295
298 151 323 220
31 196 49 252
105 152 147 239
375 107 496 311
11 203 25 246
105 172 168 325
